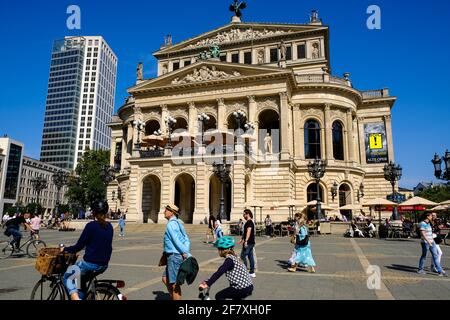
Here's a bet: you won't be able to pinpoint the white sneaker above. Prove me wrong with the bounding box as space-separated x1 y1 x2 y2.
249 273 256 278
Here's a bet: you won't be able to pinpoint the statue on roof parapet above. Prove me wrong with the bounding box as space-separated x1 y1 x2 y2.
229 0 247 23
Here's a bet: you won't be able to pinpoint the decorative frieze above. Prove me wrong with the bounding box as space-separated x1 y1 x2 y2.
171 66 241 85
186 28 293 49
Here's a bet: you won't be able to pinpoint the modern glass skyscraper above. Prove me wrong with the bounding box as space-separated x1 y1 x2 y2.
40 36 118 170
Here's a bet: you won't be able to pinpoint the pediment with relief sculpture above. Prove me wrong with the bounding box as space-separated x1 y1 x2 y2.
154 22 327 57
129 60 293 95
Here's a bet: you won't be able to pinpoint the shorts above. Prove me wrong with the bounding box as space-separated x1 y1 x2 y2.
163 253 183 284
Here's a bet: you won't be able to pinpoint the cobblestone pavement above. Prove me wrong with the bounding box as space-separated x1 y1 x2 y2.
0 229 449 300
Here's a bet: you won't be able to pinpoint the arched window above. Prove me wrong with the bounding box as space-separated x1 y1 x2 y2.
307 183 324 221
304 120 321 159
332 121 344 160
339 184 352 220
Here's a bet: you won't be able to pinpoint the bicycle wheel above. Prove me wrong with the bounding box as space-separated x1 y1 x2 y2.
30 277 66 300
26 240 46 258
0 241 14 259
86 283 121 300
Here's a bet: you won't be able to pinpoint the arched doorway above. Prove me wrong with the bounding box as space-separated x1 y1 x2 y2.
141 175 161 223
307 183 324 221
145 120 161 136
209 175 232 221
174 117 188 131
339 183 352 220
258 109 280 154
174 174 195 223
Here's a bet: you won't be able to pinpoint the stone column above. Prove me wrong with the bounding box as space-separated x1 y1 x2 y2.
346 110 355 162
247 96 257 157
110 139 116 167
188 101 197 136
279 92 290 160
161 104 168 135
324 104 333 160
158 163 172 223
357 117 366 165
384 115 395 162
217 98 226 131
231 160 246 221
121 126 129 169
193 162 208 223
127 168 140 223
292 105 303 158
126 121 133 156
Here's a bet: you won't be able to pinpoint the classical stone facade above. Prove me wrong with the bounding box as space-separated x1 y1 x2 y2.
108 12 397 224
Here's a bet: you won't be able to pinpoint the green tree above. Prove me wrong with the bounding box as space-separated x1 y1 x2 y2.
417 184 450 203
65 149 110 210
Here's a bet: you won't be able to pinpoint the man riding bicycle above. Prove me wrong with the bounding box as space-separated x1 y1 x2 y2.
61 200 113 300
4 212 34 252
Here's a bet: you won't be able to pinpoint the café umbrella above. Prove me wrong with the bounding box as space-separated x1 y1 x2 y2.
400 196 437 207
306 200 334 211
276 199 306 220
362 198 398 224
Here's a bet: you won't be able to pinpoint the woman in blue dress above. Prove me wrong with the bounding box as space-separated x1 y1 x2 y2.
288 212 316 273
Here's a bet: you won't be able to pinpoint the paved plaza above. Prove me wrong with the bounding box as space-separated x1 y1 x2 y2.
0 228 449 300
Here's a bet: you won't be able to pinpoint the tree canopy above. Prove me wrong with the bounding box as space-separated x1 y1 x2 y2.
65 149 110 210
417 184 450 203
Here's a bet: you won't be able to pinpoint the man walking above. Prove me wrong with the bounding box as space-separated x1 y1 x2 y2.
118 214 126 237
418 212 447 277
162 204 191 300
238 209 256 278
205 213 216 244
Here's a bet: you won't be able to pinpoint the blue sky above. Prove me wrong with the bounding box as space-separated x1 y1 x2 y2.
0 0 449 188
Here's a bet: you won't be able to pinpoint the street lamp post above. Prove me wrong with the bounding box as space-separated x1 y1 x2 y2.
383 161 403 220
198 113 210 145
31 174 48 218
52 169 68 219
432 150 450 181
307 159 327 221
213 161 232 222
166 116 177 149
232 109 246 131
100 165 116 186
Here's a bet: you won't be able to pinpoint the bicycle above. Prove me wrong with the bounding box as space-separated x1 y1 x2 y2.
30 252 126 300
0 232 46 259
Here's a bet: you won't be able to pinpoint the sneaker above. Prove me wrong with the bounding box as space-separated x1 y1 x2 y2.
417 269 426 275
438 272 448 277
287 267 297 273
431 267 439 273
249 273 256 278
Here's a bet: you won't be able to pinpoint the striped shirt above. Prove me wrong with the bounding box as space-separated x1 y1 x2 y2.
419 221 433 243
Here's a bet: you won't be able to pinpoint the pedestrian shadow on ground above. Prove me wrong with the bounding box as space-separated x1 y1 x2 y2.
152 290 171 300
385 264 418 274
275 259 290 270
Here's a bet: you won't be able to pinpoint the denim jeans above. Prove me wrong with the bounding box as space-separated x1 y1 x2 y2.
64 260 108 297
119 226 124 236
419 241 443 273
4 227 22 248
240 243 255 273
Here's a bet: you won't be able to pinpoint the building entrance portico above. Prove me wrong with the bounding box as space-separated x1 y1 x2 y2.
141 174 161 223
174 173 195 223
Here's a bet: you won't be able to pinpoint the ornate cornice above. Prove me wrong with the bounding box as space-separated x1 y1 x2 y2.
171 66 241 85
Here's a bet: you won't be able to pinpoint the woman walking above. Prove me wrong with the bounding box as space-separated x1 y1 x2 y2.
288 212 316 273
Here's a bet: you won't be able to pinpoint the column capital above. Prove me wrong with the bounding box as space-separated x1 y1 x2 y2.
324 104 332 111
357 117 365 122
216 98 225 105
161 104 168 112
188 101 195 109
247 95 256 103
383 115 392 121
279 92 288 99
346 109 353 115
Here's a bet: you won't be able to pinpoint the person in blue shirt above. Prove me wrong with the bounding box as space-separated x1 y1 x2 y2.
62 200 114 300
118 214 126 237
162 204 191 300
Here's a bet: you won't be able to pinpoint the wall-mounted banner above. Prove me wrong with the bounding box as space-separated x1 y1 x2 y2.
364 122 388 164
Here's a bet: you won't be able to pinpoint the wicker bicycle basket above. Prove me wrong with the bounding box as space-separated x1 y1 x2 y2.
35 248 77 276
